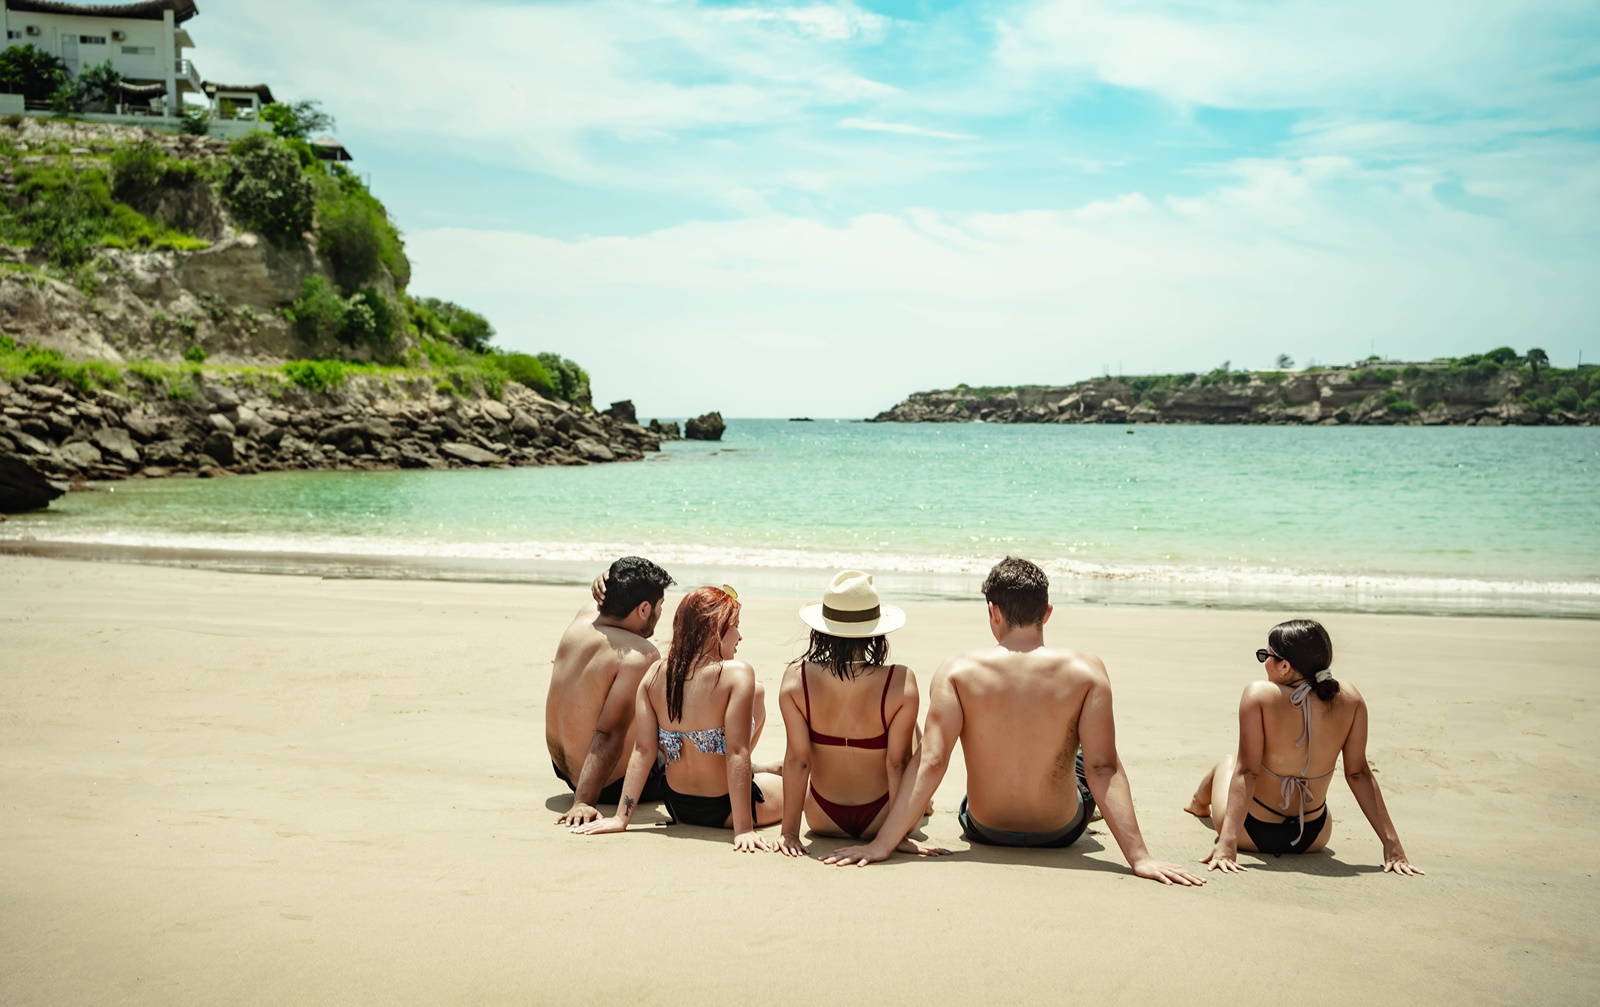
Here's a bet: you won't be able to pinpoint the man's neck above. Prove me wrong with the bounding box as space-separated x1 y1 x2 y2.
994 624 1046 652
595 614 636 634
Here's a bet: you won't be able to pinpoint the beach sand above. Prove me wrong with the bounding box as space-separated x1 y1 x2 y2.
2 555 1596 1005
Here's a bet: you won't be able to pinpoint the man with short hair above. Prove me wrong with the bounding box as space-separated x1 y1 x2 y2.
824 557 1204 885
548 556 674 826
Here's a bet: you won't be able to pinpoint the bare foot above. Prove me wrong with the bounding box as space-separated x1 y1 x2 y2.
1182 799 1210 818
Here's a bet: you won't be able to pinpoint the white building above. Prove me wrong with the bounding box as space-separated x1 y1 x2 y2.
2 0 202 116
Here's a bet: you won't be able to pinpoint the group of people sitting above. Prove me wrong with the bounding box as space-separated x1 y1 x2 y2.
545 556 1423 882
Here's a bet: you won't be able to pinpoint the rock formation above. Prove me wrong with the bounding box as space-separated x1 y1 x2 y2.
0 453 62 513
871 365 1598 427
685 412 726 441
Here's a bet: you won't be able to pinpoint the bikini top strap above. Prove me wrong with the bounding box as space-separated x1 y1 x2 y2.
879 665 895 730
800 660 812 722
1289 682 1314 777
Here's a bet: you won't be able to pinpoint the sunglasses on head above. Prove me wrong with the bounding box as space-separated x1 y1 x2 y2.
1255 648 1284 663
721 584 739 602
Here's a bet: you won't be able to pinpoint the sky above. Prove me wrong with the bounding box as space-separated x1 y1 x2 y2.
186 0 1597 417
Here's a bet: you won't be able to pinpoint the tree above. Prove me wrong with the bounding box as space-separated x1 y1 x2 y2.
221 132 315 244
75 59 122 111
260 100 335 141
1275 353 1294 369
1526 347 1549 384
0 44 68 104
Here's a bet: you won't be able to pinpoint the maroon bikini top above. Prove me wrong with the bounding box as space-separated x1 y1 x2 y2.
801 660 893 750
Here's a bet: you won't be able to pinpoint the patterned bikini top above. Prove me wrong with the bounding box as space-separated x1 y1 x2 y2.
657 726 725 764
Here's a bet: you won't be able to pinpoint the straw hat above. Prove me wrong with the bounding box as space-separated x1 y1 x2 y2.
798 571 906 639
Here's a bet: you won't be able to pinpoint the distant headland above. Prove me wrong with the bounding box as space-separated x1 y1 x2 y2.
870 350 1597 426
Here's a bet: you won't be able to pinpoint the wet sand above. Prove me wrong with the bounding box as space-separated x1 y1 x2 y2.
1 555 1596 1005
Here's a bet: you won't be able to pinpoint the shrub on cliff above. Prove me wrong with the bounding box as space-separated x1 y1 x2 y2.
411 296 493 352
282 359 347 392
501 353 554 396
0 166 204 267
261 100 334 143
286 277 399 349
110 141 198 204
314 169 409 292
222 133 315 245
538 353 591 406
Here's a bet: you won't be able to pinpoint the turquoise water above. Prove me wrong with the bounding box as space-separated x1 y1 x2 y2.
4 421 1598 616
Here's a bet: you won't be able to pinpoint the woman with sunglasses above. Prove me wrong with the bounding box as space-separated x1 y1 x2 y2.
1185 619 1423 876
572 585 784 852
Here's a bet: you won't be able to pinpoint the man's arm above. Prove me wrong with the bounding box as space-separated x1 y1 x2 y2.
555 650 652 825
822 661 962 866
1078 661 1205 886
571 670 662 837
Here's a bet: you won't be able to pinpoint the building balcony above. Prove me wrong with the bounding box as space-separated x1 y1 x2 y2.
175 58 203 92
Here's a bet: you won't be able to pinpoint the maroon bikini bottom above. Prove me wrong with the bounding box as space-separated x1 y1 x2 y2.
810 784 890 839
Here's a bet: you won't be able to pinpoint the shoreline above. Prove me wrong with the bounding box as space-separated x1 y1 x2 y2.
2 555 1597 1004
2 536 1595 620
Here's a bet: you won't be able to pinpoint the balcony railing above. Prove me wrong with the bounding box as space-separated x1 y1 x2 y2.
175 58 202 91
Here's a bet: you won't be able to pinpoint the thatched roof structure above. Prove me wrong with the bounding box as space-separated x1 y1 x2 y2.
5 0 199 24
310 134 352 162
202 81 275 104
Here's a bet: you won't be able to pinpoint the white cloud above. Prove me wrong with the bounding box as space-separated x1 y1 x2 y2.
996 0 1600 115
407 157 1598 416
716 3 891 40
838 118 976 140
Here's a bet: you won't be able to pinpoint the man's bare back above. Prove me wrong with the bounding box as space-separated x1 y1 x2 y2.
948 645 1100 832
546 610 659 788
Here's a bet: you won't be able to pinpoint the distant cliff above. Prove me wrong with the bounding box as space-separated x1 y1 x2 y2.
871 355 1599 427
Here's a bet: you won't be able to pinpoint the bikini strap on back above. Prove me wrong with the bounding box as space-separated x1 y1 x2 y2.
879 665 895 729
800 660 812 721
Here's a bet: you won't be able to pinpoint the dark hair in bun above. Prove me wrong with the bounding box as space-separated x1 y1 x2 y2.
1269 619 1339 702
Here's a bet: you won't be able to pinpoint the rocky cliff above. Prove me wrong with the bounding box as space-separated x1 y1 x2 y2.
871 359 1599 427
0 117 671 508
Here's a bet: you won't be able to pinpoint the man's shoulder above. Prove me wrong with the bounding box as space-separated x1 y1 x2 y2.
593 621 661 659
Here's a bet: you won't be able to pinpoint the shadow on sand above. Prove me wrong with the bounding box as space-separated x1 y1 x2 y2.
1185 815 1383 877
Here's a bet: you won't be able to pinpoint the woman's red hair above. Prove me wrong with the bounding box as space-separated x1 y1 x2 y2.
664 586 740 723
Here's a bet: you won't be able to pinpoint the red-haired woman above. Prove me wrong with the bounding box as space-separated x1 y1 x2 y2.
572 586 784 852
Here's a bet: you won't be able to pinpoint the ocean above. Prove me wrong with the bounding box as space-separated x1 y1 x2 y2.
3 420 1597 617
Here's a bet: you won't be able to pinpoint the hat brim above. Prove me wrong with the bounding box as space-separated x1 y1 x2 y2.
797 602 907 639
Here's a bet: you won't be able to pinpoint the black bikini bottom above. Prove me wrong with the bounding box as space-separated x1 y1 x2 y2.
663 781 765 829
1244 808 1329 856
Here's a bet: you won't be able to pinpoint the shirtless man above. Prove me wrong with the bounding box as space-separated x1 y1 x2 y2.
548 556 674 826
823 557 1204 886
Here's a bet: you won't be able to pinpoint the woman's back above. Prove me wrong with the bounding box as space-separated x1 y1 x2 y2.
795 661 911 805
650 658 743 797
1250 678 1363 813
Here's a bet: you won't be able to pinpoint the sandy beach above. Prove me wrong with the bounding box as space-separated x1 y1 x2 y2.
2 554 1597 1005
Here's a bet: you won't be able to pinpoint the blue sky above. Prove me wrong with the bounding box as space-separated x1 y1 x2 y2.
190 0 1597 416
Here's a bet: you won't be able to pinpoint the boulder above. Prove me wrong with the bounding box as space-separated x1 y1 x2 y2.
481 399 512 423
208 413 237 435
91 427 142 465
439 442 503 465
144 439 192 467
573 437 616 462
122 411 164 443
510 409 543 437
685 411 725 441
202 430 235 466
0 454 64 512
605 400 638 425
648 419 682 440
57 440 103 469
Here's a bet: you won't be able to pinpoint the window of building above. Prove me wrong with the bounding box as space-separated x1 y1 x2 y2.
80 35 108 45
121 45 156 55
5 30 18 39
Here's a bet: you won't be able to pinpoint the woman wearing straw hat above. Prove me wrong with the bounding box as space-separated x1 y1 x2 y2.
775 571 941 858
572 585 785 852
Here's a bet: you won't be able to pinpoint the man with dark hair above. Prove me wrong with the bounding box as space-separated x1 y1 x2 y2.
548 557 674 826
824 557 1204 886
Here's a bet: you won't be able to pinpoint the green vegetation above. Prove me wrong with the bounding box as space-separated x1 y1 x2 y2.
0 164 208 267
0 44 68 104
281 358 347 392
0 334 121 391
109 140 199 203
221 133 315 244
410 296 492 352
260 100 335 142
314 165 409 291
